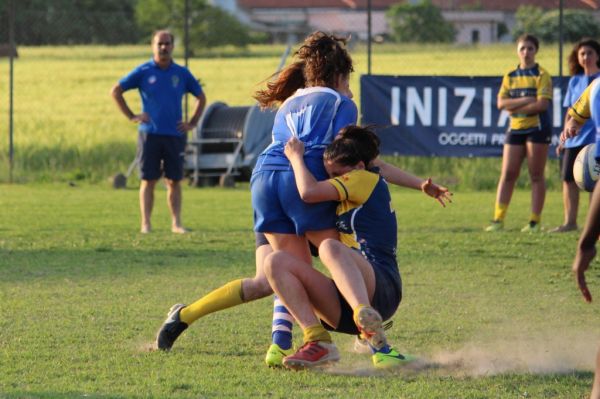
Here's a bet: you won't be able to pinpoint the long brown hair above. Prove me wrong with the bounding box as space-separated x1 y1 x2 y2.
568 38 600 76
255 31 354 108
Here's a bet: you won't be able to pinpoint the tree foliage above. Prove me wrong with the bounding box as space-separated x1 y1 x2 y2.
134 0 251 49
386 0 455 43
513 5 600 43
0 0 252 47
0 0 140 45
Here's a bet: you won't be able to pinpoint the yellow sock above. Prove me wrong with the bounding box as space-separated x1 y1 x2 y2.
179 279 244 325
530 213 541 223
494 202 508 222
303 324 331 344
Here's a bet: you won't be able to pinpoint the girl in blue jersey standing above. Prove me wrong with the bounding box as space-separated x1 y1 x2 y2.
551 38 600 233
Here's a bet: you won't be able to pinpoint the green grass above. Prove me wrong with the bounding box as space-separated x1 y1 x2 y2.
0 43 568 185
0 183 598 398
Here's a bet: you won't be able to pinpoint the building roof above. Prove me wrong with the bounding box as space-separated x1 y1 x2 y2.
238 0 598 10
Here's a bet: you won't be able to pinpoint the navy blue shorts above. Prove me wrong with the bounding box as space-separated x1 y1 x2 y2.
323 258 402 335
560 145 586 182
251 170 337 235
138 133 186 181
505 128 551 145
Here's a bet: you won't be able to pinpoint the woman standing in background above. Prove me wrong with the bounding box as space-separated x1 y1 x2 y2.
550 38 600 233
486 34 552 233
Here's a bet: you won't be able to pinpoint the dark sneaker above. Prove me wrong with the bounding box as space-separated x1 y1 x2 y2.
282 341 340 370
156 303 188 351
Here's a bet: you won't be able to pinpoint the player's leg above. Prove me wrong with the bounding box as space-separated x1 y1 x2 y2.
263 249 341 369
318 239 375 309
523 140 549 232
486 141 526 231
163 135 187 233
552 146 582 232
155 243 274 351
138 133 161 233
592 346 600 399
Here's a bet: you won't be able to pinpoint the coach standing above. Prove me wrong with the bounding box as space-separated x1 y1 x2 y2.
111 29 206 234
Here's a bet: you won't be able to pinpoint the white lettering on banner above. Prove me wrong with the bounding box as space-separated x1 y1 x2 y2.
391 87 400 125
483 88 492 127
406 87 432 126
453 88 477 127
439 132 487 146
553 88 563 127
438 87 447 126
389 86 563 128
491 133 505 145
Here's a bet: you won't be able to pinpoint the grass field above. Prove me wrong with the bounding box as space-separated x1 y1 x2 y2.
1 183 599 398
0 42 569 187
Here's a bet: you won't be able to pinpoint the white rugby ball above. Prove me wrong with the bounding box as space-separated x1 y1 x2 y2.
573 143 600 192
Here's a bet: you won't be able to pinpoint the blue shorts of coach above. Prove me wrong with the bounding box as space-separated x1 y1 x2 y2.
138 133 186 181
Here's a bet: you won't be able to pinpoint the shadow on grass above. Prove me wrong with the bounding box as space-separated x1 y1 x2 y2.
0 247 254 283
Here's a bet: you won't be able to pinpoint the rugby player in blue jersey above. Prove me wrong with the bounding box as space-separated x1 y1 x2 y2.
551 39 600 233
111 30 206 234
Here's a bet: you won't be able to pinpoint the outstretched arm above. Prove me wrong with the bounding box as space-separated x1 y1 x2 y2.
284 137 339 203
372 158 453 207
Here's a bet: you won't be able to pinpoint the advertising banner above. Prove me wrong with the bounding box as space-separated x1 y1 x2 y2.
360 75 569 157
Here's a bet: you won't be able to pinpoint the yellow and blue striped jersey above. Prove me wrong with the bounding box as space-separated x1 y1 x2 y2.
568 78 600 160
498 64 552 133
327 169 397 267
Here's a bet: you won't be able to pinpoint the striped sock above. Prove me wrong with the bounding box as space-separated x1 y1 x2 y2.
271 296 293 350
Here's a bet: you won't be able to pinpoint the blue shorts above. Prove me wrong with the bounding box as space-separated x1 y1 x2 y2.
138 133 186 181
323 257 402 335
251 170 337 235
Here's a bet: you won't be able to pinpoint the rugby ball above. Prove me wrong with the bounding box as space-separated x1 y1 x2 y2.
573 143 600 192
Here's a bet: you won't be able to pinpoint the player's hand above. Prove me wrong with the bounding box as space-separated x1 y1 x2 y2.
421 178 453 207
572 246 597 303
562 118 581 141
131 113 150 124
177 121 196 132
284 136 305 160
555 141 564 157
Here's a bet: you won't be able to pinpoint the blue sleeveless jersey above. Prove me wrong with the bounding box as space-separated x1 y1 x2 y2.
253 87 357 180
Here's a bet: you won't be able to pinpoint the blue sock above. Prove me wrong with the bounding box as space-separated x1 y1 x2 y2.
271 296 293 350
370 343 391 354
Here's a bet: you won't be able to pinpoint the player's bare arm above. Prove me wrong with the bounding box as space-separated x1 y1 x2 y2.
284 137 339 203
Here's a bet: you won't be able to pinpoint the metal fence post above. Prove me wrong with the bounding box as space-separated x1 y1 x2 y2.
8 0 15 183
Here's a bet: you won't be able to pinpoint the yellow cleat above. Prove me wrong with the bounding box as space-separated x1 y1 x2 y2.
265 343 294 367
484 220 504 232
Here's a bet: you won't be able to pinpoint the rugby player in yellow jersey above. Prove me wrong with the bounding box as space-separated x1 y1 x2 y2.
486 34 553 233
263 126 420 369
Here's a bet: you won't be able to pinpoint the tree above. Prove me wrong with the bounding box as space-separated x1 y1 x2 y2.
513 5 600 43
134 0 251 49
386 0 455 44
0 0 140 45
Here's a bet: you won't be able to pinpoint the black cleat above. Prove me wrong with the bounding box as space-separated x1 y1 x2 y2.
156 303 188 351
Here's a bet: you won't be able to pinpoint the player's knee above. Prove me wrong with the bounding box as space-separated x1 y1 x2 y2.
502 169 520 183
263 250 286 280
319 238 344 260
